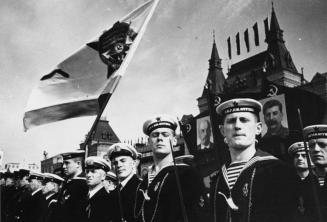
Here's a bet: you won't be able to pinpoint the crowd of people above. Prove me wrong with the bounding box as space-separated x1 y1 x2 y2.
1 98 327 222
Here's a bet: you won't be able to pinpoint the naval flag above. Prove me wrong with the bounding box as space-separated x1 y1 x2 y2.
23 0 160 131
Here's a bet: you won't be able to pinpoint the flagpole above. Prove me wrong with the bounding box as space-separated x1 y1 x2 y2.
169 139 189 222
81 0 160 154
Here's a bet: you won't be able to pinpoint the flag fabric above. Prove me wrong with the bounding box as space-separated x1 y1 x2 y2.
264 17 269 40
244 28 250 52
253 22 259 46
236 32 240 55
227 37 232 59
23 0 159 131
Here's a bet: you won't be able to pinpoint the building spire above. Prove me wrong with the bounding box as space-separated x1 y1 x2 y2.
268 2 283 42
209 30 221 69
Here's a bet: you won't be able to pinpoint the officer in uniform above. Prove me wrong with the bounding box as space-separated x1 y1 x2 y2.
2 171 16 222
303 125 327 221
103 171 117 193
50 150 88 222
25 171 47 222
134 115 203 222
211 98 298 222
7 169 31 222
107 143 141 222
42 173 64 222
84 156 111 222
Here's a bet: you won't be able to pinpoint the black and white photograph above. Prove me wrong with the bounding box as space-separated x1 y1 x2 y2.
1 0 327 221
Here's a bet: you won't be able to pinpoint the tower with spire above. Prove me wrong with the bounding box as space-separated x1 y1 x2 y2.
223 4 303 94
197 32 225 113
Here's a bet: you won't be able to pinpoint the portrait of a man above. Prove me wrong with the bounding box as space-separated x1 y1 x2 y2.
197 117 214 150
261 96 289 139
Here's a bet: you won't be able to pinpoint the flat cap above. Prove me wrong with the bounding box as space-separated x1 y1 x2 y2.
143 114 178 136
288 142 307 156
216 98 262 118
303 125 327 140
175 155 194 165
60 150 85 160
106 171 117 181
43 173 64 184
107 143 139 160
85 156 111 172
29 171 44 180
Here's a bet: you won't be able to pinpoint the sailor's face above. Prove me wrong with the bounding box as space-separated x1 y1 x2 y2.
62 159 79 177
148 128 176 156
112 156 135 181
308 138 327 167
293 152 309 170
86 168 105 188
220 112 262 150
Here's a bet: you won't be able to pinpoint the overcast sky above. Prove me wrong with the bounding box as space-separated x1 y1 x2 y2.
1 0 327 166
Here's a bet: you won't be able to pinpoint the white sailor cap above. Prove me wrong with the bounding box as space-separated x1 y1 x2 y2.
303 125 327 140
216 98 262 118
85 156 111 172
106 171 117 181
288 142 307 156
107 143 139 160
43 173 64 184
29 171 44 181
143 114 178 136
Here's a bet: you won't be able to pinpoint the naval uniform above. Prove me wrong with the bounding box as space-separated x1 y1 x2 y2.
24 189 47 222
8 186 31 222
53 174 88 222
86 186 111 222
108 174 141 222
210 150 298 222
135 164 203 222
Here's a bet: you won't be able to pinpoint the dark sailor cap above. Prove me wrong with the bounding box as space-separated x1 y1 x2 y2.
60 150 85 161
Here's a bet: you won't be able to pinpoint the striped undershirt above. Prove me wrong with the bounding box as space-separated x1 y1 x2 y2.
226 161 247 189
318 177 325 187
148 170 156 185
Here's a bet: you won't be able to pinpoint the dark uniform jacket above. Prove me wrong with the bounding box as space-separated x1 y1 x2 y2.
293 173 320 222
210 150 298 222
135 164 203 222
86 186 111 222
1 185 18 222
7 186 31 222
53 174 88 222
318 175 327 221
108 174 141 222
24 189 47 222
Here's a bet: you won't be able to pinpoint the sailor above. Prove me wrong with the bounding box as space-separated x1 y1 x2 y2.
303 125 327 221
84 156 112 222
50 150 88 222
135 114 203 222
211 98 298 222
103 171 117 193
107 143 141 222
25 171 47 222
288 142 319 222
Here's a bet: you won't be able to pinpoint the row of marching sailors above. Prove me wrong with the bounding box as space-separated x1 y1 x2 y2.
2 98 327 222
0 159 118 222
